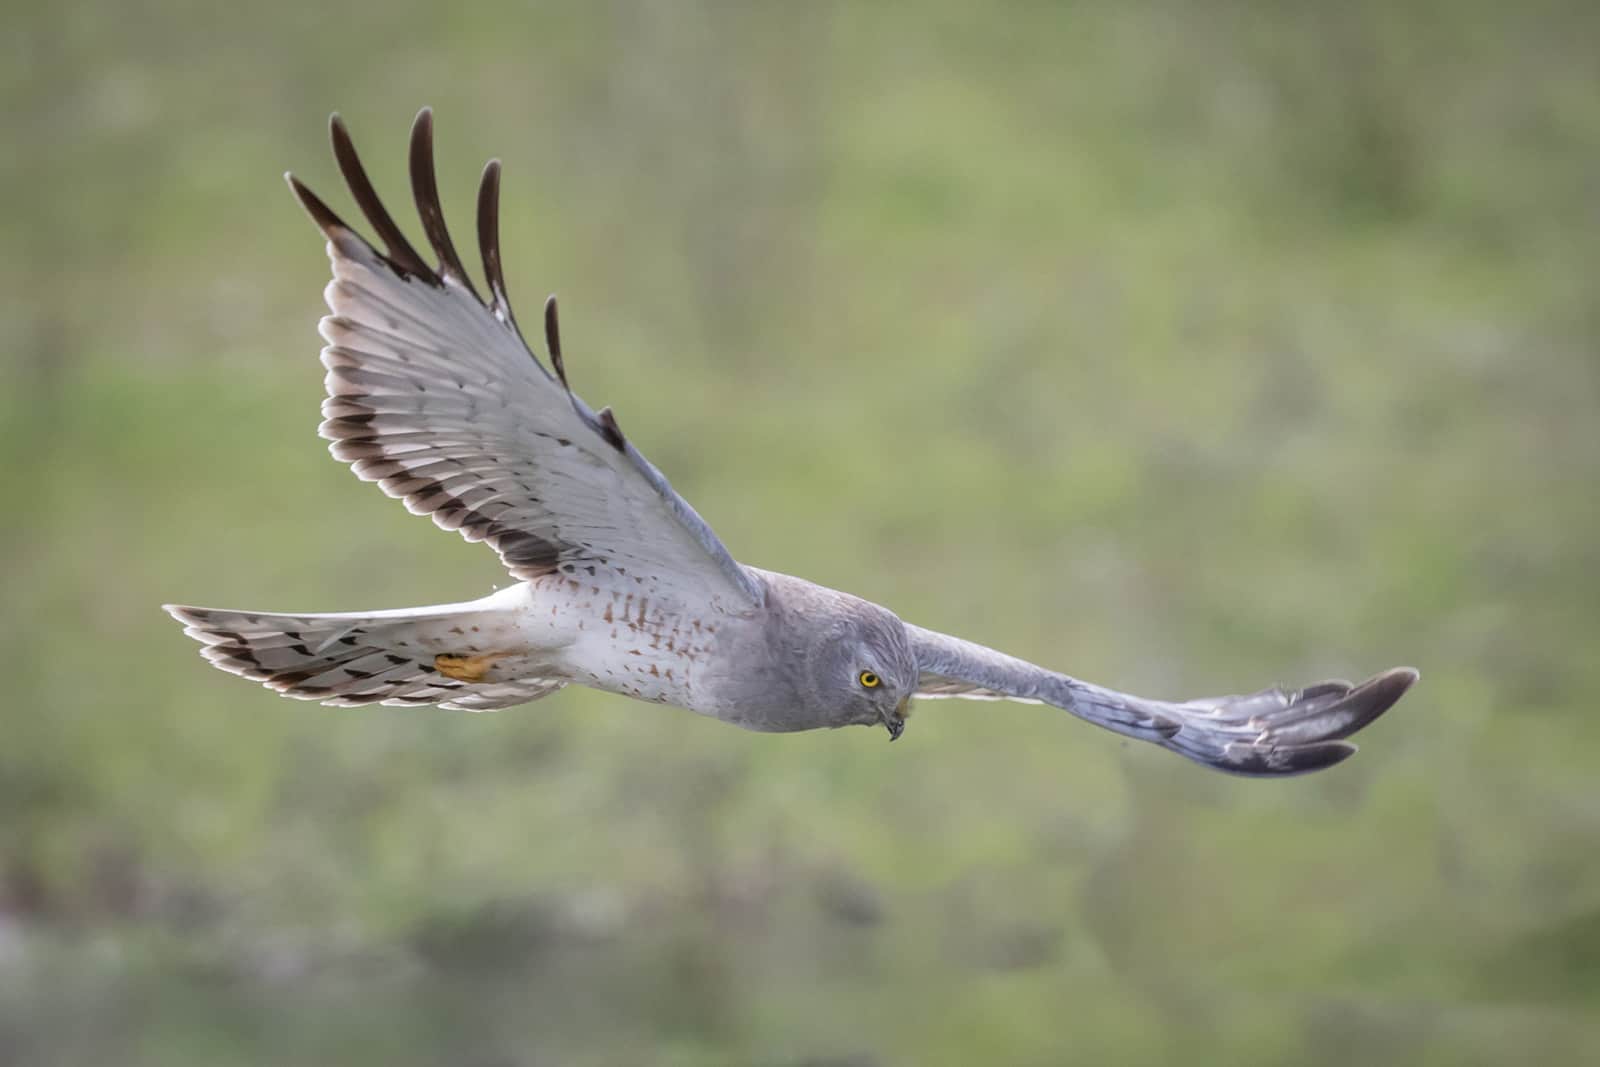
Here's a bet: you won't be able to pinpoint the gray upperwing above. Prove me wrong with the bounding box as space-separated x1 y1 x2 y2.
907 623 1180 743
907 623 1417 777
289 109 764 611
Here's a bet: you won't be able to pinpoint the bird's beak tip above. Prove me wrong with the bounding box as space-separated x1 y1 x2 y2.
884 700 908 741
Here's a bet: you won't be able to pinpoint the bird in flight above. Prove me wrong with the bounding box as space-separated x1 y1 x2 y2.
165 110 1416 776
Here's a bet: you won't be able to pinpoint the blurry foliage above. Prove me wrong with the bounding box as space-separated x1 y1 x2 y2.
3 0 1600 1063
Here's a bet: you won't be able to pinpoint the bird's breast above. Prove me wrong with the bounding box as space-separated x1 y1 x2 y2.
527 575 724 711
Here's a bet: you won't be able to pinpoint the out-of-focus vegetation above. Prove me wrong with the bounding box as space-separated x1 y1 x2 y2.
4 1 1599 1063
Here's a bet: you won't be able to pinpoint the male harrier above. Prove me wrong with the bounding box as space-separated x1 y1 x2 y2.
165 111 1416 776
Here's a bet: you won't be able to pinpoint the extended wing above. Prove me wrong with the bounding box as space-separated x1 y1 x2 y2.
286 109 763 611
908 624 1415 776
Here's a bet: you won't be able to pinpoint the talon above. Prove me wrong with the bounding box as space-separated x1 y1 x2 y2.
434 651 510 683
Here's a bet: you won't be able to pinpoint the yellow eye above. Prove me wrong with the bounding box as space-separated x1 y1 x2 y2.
858 670 881 689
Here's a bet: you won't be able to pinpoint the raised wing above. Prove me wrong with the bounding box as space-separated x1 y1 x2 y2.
908 624 1415 776
285 109 763 611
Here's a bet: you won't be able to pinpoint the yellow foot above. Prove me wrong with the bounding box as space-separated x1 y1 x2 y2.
433 651 511 683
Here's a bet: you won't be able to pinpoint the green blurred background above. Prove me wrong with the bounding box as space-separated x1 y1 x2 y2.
5 1 1599 1063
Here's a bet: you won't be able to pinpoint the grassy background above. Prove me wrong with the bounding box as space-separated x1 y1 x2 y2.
4 1 1599 1063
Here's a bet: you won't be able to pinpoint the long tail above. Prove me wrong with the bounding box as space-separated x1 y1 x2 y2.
162 596 563 712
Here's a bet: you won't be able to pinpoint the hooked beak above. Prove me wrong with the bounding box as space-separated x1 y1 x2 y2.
883 697 909 741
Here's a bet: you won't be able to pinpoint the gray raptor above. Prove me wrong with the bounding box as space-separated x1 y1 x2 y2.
165 110 1417 777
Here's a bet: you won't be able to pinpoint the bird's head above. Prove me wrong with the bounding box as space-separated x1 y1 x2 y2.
806 599 917 740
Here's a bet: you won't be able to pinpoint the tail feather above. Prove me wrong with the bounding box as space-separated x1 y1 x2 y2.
163 601 564 711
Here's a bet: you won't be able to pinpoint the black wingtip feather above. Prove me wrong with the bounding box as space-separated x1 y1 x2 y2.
330 113 437 282
408 107 481 299
477 159 515 322
286 173 353 237
544 294 570 389
1220 739 1359 777
1329 666 1418 740
596 406 626 451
